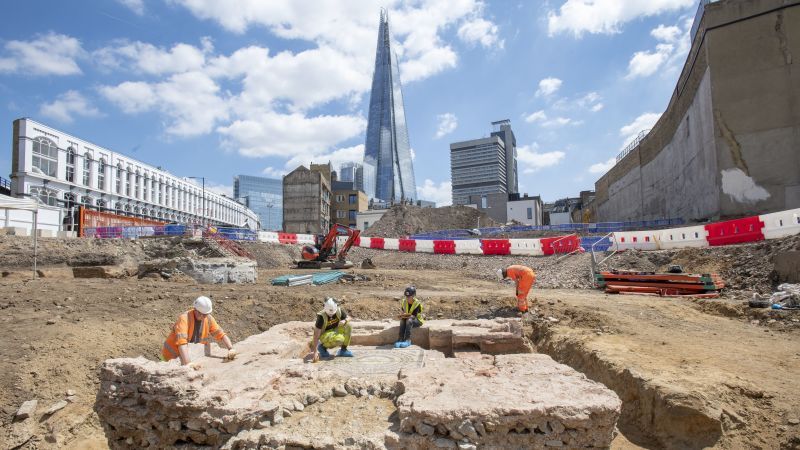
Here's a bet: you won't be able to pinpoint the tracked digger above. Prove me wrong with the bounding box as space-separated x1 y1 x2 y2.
295 224 361 269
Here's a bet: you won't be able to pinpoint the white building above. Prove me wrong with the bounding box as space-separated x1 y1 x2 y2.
507 195 543 226
355 209 388 232
10 118 259 230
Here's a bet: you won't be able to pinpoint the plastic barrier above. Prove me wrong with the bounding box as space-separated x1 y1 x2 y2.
760 208 800 239
610 231 659 251
296 234 316 245
383 238 400 250
433 240 456 254
398 239 417 252
278 232 298 244
454 239 483 255
370 237 385 249
580 236 612 252
510 239 544 256
481 239 511 256
259 231 279 242
541 235 582 255
658 225 708 249
705 216 764 246
415 239 435 253
358 237 370 248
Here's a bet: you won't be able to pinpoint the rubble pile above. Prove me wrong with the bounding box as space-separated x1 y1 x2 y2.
96 319 621 449
365 205 498 238
237 241 297 269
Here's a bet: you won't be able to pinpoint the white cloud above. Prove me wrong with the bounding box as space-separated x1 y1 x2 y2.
536 77 562 96
261 167 287 178
517 144 566 173
0 32 84 76
416 179 452 207
94 40 208 75
458 18 504 49
39 91 101 124
590 103 604 112
620 112 661 148
542 117 582 127
435 113 458 138
284 144 366 172
547 0 695 37
410 148 416 161
117 0 144 15
98 81 156 113
626 22 690 79
577 91 604 112
589 157 616 174
205 182 233 198
524 110 547 123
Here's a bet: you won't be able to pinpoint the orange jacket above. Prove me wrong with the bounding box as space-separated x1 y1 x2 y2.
161 309 226 361
506 265 535 282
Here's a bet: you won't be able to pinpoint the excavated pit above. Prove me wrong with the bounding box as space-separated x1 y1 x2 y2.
95 319 622 449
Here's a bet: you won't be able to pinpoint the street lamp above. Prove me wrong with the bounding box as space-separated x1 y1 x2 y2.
188 176 205 226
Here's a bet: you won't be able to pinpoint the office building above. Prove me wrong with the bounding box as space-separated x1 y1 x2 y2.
233 175 282 231
490 120 518 195
10 118 259 229
338 162 376 195
451 135 508 206
282 164 331 234
363 9 417 203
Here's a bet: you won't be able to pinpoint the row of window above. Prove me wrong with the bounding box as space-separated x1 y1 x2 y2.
30 136 249 224
334 194 360 204
335 210 359 220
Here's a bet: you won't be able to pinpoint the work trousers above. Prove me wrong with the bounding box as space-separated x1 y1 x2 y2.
398 317 422 342
319 323 352 349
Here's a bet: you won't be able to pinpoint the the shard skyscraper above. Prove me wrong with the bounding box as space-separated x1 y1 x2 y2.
363 10 417 203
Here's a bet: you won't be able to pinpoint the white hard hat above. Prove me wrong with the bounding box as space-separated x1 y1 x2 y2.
323 297 338 316
194 296 213 314
496 268 504 281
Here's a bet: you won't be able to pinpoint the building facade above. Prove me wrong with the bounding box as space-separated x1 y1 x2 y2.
451 136 508 206
233 175 282 231
356 209 389 232
332 186 368 229
282 165 331 234
10 118 259 229
363 10 417 203
338 162 376 195
490 120 518 195
507 194 543 226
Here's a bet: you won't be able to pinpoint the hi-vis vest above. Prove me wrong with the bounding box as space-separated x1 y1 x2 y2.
317 309 342 331
400 298 425 324
161 309 225 361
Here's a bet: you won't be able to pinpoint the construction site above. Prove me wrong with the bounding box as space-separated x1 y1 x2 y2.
0 200 797 449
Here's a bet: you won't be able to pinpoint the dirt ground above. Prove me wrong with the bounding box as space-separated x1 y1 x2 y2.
0 238 799 449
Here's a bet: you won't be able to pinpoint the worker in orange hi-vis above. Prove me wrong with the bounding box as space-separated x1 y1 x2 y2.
161 296 236 366
496 265 536 313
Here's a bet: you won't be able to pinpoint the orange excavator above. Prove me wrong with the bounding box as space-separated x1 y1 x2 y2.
296 224 361 269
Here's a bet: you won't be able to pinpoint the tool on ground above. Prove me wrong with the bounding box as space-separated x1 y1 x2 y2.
295 224 360 269
595 270 724 297
271 271 345 286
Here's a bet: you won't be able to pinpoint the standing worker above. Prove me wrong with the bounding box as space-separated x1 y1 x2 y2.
395 286 425 348
161 296 236 365
497 265 536 313
310 298 353 362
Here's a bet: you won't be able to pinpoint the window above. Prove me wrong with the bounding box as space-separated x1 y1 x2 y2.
348 210 356 221
348 194 357 205
363 221 369 230
115 202 123 213
336 210 346 219
116 164 123 193
96 199 106 209
32 137 58 177
81 195 93 206
97 159 106 190
527 207 532 220
143 176 148 200
30 186 57 206
336 194 344 202
63 192 76 208
83 155 92 186
66 148 75 182
135 171 141 199
125 167 131 196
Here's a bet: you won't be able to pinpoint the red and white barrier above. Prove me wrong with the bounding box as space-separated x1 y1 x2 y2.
510 239 545 256
760 208 800 239
610 231 659 251
658 225 708 249
455 239 484 255
384 238 400 250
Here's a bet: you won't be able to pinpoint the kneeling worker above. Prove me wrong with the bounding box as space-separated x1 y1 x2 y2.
311 298 353 362
395 286 424 348
161 296 236 365
497 265 536 313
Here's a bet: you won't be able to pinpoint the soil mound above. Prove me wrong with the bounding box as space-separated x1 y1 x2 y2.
365 205 498 238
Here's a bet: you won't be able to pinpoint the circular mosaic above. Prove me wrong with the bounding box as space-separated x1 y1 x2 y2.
323 347 426 375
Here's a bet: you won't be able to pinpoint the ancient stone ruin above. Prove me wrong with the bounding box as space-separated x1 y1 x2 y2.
95 319 621 449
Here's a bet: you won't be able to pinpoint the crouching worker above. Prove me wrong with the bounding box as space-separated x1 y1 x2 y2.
395 286 424 348
161 296 236 365
497 265 536 313
310 298 353 362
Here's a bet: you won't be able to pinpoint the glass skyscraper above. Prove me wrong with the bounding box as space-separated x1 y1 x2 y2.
363 9 416 203
233 175 283 231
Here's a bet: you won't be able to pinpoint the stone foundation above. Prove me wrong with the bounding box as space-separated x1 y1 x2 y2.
95 320 620 449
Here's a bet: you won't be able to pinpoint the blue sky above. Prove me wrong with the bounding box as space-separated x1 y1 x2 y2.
0 0 699 205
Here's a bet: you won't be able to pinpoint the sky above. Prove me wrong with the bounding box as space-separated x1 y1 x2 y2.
0 0 700 206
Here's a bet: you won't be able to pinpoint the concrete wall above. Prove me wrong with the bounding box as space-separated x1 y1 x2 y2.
595 0 800 222
507 197 543 226
356 209 388 231
282 167 329 234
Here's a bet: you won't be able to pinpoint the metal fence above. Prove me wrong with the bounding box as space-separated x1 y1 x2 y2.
83 224 258 241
